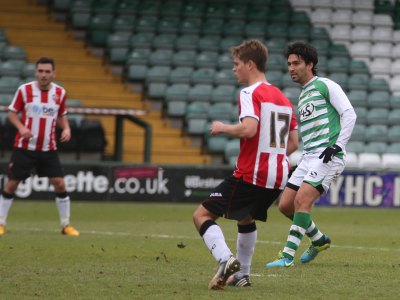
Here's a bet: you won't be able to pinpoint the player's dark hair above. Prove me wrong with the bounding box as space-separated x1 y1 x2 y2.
36 56 55 70
231 39 268 73
285 41 318 75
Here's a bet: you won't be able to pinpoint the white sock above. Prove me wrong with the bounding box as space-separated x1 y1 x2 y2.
236 230 257 277
55 196 70 228
203 224 233 264
0 194 14 225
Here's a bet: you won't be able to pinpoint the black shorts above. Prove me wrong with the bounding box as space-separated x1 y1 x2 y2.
7 148 64 180
201 176 282 222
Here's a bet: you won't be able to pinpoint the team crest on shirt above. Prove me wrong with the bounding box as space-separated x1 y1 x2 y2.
299 103 316 121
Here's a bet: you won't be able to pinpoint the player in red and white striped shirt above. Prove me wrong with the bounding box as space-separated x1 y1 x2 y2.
0 57 79 237
193 40 299 289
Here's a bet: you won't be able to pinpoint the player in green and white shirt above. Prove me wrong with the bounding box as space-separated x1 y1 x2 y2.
266 41 357 267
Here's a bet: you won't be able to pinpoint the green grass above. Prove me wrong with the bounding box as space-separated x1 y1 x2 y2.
0 201 399 300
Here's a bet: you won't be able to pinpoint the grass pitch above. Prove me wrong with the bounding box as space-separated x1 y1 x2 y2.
0 200 399 300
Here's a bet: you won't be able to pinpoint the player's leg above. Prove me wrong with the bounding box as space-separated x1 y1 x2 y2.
39 151 79 236
0 149 33 235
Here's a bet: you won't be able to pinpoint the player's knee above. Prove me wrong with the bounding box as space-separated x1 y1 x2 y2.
50 177 65 191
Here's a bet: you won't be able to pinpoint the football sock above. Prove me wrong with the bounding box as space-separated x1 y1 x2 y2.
0 192 14 225
200 220 233 264
282 212 311 259
55 193 70 228
236 222 257 278
305 221 324 245
287 214 320 241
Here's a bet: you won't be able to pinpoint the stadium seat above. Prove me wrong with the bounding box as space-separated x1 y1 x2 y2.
175 34 199 51
147 83 167 99
283 87 302 104
390 75 400 94
351 124 366 141
347 74 369 91
214 69 236 85
112 16 136 32
363 142 387 154
329 72 348 90
167 100 187 118
211 85 236 103
172 50 197 67
348 60 369 75
129 32 155 49
198 36 220 52
179 18 202 35
152 34 177 49
331 9 353 25
345 152 359 169
327 57 349 73
381 153 400 169
136 16 158 33
346 141 365 153
115 0 138 16
187 84 213 102
182 1 205 18
353 107 367 124
157 18 180 34
0 60 25 77
127 65 148 81
2 46 27 61
310 8 332 25
145 66 171 84
191 68 216 85
368 77 390 92
224 139 240 165
372 27 393 43
219 36 243 52
165 83 190 102
389 95 400 108
267 70 283 87
366 91 390 108
148 49 174 66
217 53 233 69
387 142 400 154
138 1 160 16
168 67 193 84
369 58 391 76
331 25 352 42
160 1 182 17
365 125 388 142
387 125 400 143
223 20 245 37
201 18 224 36
107 32 131 48
266 23 289 39
195 51 219 68
185 101 210 120
349 42 371 59
328 43 349 57
209 103 234 122
0 77 20 93
109 48 129 64
371 43 392 58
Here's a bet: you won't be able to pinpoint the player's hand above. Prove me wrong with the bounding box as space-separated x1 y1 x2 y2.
210 121 225 136
60 127 71 142
19 127 33 140
319 144 342 163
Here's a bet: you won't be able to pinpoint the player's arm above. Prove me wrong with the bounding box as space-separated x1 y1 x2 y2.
8 110 32 139
287 129 299 156
210 117 258 139
57 114 71 142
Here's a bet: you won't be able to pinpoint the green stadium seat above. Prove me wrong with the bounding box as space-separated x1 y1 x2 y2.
388 125 400 143
283 87 301 104
350 124 366 142
389 95 400 108
364 142 387 154
266 24 289 39
223 20 245 37
165 83 190 102
0 60 26 77
266 38 287 54
246 5 270 21
138 1 161 16
0 93 14 105
310 27 330 41
209 103 234 122
190 68 216 85
367 108 390 125
157 18 180 34
182 1 205 18
172 50 196 67
353 107 367 125
136 16 158 33
213 69 236 85
268 54 287 72
329 72 348 90
346 141 365 153
348 90 368 107
327 57 349 73
206 135 230 153
2 46 27 61
211 85 236 103
129 32 154 49
127 65 148 81
93 0 118 14
195 51 219 68
328 44 349 58
188 84 213 102
152 34 177 50
387 142 400 153
107 32 132 48
347 74 369 91
245 21 267 39
291 11 310 25
109 48 129 64
201 18 224 35
205 3 227 19
175 34 199 51
348 60 369 74
112 16 136 32
145 66 171 84
147 83 167 99
217 53 233 69
224 139 240 166
148 49 173 66
388 109 400 126
167 101 187 117
185 101 210 120
367 91 390 108
168 67 193 84
311 39 330 56
180 18 202 35
289 24 311 40
267 70 283 87
159 1 182 17
71 13 91 29
281 73 298 88
69 0 92 14
52 0 72 12
219 36 242 52
187 119 208 135
368 77 390 92
0 76 20 93
365 125 388 142
66 99 82 107
126 48 151 65
198 36 220 52
115 0 138 16
226 4 247 20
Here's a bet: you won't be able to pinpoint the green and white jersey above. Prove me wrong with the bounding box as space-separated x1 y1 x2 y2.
298 76 354 155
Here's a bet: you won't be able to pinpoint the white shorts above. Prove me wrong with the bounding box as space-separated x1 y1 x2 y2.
288 152 345 193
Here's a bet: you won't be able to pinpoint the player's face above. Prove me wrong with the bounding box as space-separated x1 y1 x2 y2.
287 54 314 86
35 63 55 90
232 57 250 84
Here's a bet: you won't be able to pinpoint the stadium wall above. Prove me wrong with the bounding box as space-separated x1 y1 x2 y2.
0 162 399 208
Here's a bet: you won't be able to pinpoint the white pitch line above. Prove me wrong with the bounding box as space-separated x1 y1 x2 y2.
16 228 400 253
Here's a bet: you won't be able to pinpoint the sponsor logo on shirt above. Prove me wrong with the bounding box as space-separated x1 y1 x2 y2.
299 103 315 121
31 104 57 117
210 192 222 197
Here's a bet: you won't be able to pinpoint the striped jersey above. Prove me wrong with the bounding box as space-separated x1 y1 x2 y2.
8 81 67 151
298 76 353 156
233 81 298 190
